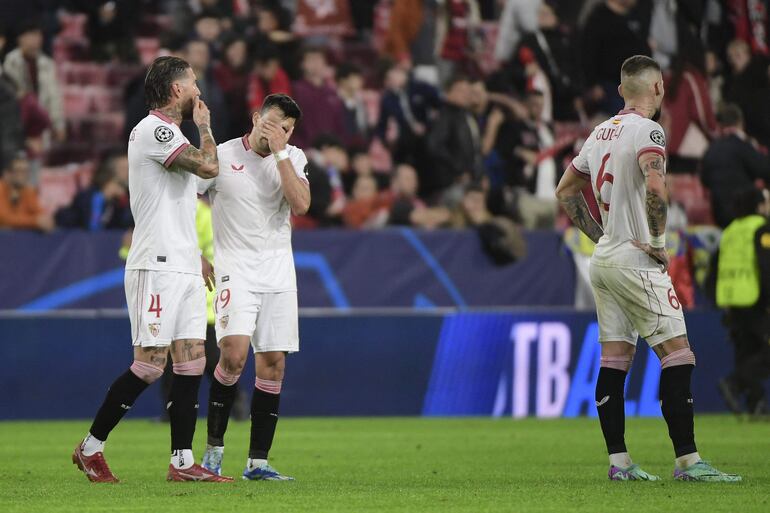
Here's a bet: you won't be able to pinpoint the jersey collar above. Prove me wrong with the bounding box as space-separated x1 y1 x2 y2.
242 133 271 158
149 109 177 125
617 109 644 118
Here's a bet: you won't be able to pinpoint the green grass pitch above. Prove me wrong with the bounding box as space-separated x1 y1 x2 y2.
1 416 767 512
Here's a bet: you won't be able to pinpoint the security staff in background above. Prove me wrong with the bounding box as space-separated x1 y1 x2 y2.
716 187 770 417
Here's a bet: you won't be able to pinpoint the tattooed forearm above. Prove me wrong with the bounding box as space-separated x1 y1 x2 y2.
645 190 667 236
559 195 604 243
173 125 219 178
641 155 667 236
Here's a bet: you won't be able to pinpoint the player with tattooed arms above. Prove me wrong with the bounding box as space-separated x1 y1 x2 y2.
72 56 231 483
555 55 741 482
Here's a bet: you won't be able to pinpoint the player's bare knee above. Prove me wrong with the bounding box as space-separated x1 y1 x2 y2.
130 360 164 384
256 352 286 382
653 336 692 361
134 346 169 368
171 338 206 362
219 352 247 375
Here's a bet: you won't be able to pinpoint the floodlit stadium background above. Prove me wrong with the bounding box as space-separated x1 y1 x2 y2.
1 0 769 421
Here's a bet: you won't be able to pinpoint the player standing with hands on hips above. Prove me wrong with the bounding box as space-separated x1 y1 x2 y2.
197 94 310 480
73 56 232 483
555 55 741 482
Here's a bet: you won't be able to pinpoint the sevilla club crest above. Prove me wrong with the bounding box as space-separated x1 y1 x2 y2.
148 323 161 337
220 315 229 329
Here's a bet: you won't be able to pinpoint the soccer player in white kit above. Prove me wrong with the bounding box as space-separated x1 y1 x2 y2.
197 94 310 480
555 56 740 482
72 56 232 483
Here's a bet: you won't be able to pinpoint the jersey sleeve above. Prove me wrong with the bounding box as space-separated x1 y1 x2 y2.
289 147 310 184
569 131 594 179
634 120 667 162
144 121 190 168
196 175 215 195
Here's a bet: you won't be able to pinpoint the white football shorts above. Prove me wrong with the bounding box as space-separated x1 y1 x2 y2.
589 262 687 347
213 282 299 354
125 269 207 347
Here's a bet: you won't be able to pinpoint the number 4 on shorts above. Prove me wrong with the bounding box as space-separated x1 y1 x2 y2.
148 294 162 318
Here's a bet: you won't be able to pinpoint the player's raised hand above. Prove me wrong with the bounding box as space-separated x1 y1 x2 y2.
632 240 670 273
193 97 211 128
262 120 293 154
201 256 215 291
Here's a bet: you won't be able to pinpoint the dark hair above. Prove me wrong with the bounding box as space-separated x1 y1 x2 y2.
445 73 471 92
620 55 661 77
253 41 280 64
312 133 344 150
144 56 190 109
300 45 326 63
93 152 121 190
336 63 362 82
16 19 42 38
732 187 765 218
717 103 743 128
261 93 302 122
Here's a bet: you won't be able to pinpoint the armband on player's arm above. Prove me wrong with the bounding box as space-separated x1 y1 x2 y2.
555 165 604 244
639 151 667 248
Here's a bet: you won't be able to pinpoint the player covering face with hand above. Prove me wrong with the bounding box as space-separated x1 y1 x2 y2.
72 56 231 483
555 55 740 482
197 94 310 480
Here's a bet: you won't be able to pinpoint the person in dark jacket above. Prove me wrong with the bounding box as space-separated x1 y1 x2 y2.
55 152 133 230
426 74 483 201
375 61 441 177
701 104 770 228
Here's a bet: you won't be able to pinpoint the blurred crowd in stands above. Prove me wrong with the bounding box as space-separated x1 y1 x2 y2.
0 0 769 240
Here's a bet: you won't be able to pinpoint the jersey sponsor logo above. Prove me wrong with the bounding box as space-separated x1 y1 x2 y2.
650 130 666 146
154 125 174 143
148 323 161 337
231 164 245 172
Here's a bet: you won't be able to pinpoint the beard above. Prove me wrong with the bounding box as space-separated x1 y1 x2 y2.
652 108 662 122
181 96 195 120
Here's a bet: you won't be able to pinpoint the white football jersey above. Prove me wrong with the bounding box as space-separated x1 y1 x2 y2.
198 135 309 292
570 110 667 270
126 111 200 275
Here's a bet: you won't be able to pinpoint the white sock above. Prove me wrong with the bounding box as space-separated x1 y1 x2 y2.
247 458 268 471
171 449 195 469
609 452 633 468
675 452 701 469
81 433 105 457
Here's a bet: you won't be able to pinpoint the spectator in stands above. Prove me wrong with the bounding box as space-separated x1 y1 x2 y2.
184 39 229 145
336 63 370 147
214 35 252 140
0 153 53 232
342 175 388 229
255 1 300 79
494 0 540 63
387 163 451 228
344 147 388 195
451 184 527 264
701 104 770 228
302 135 348 226
375 60 440 180
661 49 717 174
491 89 558 228
581 0 651 115
3 20 65 143
426 74 482 202
514 1 583 121
435 0 482 85
247 43 291 114
290 47 346 149
723 38 770 148
0 66 22 168
86 0 138 63
382 0 424 61
193 11 223 57
54 152 133 230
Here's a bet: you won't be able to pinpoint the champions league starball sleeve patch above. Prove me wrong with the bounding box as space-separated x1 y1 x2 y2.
154 125 174 143
650 130 666 146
